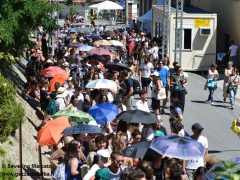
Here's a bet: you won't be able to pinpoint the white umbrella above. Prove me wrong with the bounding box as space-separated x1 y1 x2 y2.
78 45 94 52
86 79 117 89
110 40 124 47
89 0 123 10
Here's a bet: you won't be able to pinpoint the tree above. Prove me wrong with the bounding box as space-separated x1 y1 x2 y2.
0 0 61 70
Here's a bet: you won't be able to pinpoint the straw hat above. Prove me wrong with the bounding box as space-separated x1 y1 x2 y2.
56 87 68 98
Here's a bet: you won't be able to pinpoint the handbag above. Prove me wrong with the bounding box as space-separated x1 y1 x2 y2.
207 79 215 88
156 81 166 100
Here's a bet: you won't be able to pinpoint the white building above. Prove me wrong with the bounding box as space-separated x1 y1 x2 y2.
152 5 217 71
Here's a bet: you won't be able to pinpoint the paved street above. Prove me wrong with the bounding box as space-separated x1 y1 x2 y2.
133 73 240 160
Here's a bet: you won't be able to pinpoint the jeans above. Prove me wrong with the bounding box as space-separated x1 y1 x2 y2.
229 88 237 107
208 87 214 102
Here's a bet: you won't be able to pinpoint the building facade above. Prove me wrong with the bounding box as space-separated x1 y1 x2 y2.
190 0 240 52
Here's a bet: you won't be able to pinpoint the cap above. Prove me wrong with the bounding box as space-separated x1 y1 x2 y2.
151 71 159 77
154 130 164 137
95 168 110 180
97 150 110 158
192 123 204 131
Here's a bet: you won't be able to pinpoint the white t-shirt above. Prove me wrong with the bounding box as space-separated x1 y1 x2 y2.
229 45 238 57
135 100 150 112
186 135 208 170
76 93 84 110
140 62 154 78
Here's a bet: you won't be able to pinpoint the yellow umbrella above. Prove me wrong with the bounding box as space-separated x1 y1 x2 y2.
93 39 112 46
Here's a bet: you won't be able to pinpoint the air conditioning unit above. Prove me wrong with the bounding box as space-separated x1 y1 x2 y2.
200 28 211 36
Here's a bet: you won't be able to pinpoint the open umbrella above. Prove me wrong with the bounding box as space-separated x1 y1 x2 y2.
86 79 117 89
87 34 102 40
78 45 94 52
122 141 151 158
105 62 131 71
37 116 70 146
110 40 124 47
79 27 92 35
116 110 159 124
52 109 94 124
150 135 205 160
48 72 69 92
93 40 112 46
63 124 103 135
88 102 118 125
40 66 66 77
67 43 84 48
88 47 112 56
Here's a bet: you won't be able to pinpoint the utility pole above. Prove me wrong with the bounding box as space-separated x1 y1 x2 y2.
125 0 129 25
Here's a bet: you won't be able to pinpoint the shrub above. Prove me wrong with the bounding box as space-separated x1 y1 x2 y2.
0 76 25 143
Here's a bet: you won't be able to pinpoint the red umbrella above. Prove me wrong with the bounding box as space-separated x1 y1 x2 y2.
37 116 70 147
88 47 112 56
48 72 69 92
40 66 66 77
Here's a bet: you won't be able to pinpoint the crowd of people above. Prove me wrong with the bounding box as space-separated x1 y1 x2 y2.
23 15 238 180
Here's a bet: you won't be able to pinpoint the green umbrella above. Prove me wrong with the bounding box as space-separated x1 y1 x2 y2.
52 110 94 124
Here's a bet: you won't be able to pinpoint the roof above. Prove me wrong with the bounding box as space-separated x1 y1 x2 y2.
153 5 212 14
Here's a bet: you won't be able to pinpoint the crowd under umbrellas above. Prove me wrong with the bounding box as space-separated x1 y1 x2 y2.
24 17 235 180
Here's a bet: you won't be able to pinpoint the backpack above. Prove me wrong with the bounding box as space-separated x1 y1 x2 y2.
132 78 141 95
53 163 65 180
46 98 59 115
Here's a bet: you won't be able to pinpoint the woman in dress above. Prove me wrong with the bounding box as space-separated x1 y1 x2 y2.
223 61 233 102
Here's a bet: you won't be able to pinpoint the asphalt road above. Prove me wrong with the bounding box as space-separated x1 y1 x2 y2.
132 73 240 161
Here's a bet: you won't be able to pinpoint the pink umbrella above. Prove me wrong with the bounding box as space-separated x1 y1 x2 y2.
41 66 66 77
88 47 112 56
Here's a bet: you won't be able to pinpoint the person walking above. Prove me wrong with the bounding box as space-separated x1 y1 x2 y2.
223 61 233 102
139 55 154 94
228 40 238 67
227 68 240 109
185 123 208 180
151 71 163 115
170 65 186 112
207 64 219 105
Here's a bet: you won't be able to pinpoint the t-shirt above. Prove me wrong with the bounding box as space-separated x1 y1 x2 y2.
186 135 208 170
229 45 238 57
135 100 150 112
83 164 100 180
110 167 125 180
158 67 169 88
76 93 84 110
140 62 154 78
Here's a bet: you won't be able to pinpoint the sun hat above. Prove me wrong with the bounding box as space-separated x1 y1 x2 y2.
97 149 110 158
151 71 159 77
56 87 68 98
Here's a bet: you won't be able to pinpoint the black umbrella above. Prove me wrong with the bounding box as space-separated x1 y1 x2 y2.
105 62 131 71
63 124 103 135
122 141 151 158
67 43 84 48
116 110 159 124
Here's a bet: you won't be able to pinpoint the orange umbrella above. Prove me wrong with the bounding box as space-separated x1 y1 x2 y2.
37 116 70 147
48 72 69 92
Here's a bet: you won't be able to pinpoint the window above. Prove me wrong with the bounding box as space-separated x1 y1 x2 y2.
183 29 192 50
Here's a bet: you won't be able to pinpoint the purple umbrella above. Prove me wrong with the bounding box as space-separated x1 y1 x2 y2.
150 135 205 160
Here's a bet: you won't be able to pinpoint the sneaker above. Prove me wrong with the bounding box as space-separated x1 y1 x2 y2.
231 106 234 110
223 98 226 102
211 102 215 105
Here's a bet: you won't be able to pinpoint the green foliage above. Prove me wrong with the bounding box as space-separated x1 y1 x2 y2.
0 0 61 70
0 148 17 180
70 6 78 17
0 76 25 143
213 161 240 180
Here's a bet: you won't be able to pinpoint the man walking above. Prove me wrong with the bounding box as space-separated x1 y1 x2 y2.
185 123 208 180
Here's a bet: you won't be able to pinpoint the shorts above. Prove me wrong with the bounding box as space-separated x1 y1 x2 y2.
141 77 151 88
151 98 160 110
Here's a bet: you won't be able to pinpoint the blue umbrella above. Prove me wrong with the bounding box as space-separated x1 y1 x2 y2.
122 141 151 158
150 135 205 160
88 102 118 126
87 34 102 40
63 124 103 135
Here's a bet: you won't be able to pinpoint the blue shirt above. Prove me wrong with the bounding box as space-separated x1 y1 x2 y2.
157 67 169 88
